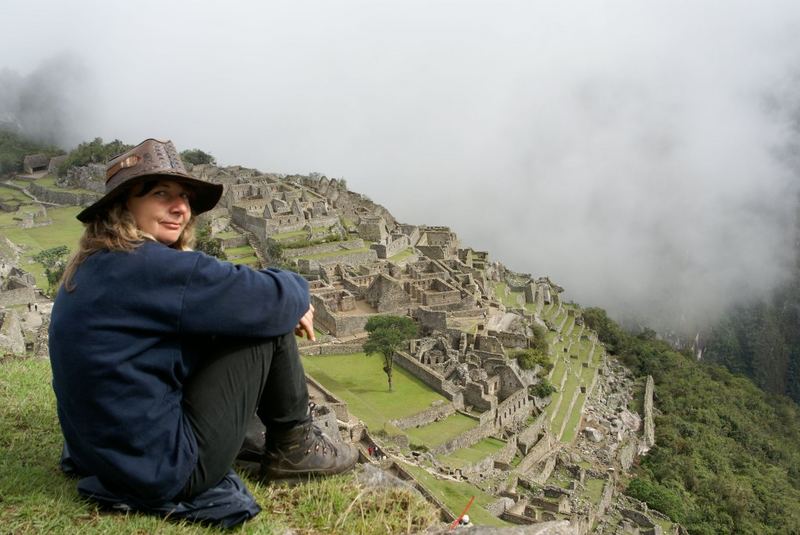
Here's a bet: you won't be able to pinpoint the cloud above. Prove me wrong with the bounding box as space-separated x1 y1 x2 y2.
3 0 800 333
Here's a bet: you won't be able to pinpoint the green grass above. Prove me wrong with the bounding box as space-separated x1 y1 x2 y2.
224 245 255 257
0 357 438 534
584 478 606 504
0 184 29 202
400 463 507 527
0 205 84 288
388 247 415 263
301 353 448 433
298 247 371 261
35 176 95 194
560 392 586 443
439 437 505 468
550 373 579 438
214 230 239 239
492 282 523 308
405 413 479 449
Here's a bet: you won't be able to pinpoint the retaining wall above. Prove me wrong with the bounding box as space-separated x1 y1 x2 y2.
27 183 100 206
0 286 36 307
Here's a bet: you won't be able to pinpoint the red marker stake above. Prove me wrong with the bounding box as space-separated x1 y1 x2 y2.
449 495 475 530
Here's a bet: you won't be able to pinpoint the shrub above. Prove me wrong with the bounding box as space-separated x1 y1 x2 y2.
530 379 556 398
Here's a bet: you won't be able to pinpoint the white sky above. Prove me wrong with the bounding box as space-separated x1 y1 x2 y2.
3 0 800 332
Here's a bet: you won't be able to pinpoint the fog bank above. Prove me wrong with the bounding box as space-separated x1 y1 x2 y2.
3 1 800 333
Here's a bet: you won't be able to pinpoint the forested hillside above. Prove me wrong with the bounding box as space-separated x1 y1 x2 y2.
703 245 800 404
585 309 800 534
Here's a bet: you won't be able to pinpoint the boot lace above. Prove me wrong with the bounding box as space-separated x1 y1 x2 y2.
303 424 340 458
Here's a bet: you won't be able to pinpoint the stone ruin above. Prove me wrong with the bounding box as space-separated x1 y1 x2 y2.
4 160 669 532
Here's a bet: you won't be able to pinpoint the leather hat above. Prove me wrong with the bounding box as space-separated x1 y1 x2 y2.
76 139 223 223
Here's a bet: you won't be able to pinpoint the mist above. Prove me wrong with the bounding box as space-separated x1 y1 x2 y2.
3 0 800 333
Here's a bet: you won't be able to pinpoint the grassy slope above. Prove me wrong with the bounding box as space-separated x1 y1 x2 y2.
0 357 438 534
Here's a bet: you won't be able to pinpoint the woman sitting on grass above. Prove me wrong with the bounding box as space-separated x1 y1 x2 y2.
48 139 357 527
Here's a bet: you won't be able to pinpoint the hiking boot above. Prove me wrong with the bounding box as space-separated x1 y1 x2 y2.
261 421 358 481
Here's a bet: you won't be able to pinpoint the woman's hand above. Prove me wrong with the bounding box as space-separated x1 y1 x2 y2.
295 304 316 341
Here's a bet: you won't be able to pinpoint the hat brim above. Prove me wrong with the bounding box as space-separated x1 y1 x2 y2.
76 173 223 223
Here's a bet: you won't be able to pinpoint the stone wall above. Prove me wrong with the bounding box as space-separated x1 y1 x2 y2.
0 310 25 355
219 235 248 249
282 239 366 259
0 286 36 307
463 382 494 412
517 432 556 474
60 164 104 192
488 330 530 350
432 416 496 456
413 306 447 335
298 250 378 272
518 412 548 454
300 343 365 356
27 183 100 206
495 388 530 428
389 401 457 430
392 350 463 404
230 206 269 246
370 235 409 259
643 375 655 449
311 295 371 337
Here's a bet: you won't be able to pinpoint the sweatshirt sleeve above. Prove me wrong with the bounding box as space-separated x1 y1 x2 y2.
178 251 310 338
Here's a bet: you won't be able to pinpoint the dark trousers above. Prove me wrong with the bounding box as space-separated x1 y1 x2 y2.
179 332 310 498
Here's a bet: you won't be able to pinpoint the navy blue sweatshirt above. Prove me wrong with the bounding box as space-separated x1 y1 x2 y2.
49 240 310 504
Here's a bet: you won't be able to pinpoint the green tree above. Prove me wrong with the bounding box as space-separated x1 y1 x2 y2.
32 245 69 296
193 221 226 260
363 315 418 392
0 129 63 175
58 137 132 175
180 149 216 166
530 378 556 398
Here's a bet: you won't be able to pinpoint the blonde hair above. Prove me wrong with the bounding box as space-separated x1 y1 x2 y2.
61 201 196 291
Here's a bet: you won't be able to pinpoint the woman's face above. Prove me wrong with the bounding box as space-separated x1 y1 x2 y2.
126 180 193 245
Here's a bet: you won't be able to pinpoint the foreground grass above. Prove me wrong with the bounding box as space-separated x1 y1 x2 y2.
0 357 438 534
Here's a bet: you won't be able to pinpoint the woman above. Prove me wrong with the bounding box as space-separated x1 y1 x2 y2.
49 139 357 525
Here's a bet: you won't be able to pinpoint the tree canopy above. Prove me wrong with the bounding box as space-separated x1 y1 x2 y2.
363 315 417 391
57 137 131 175
180 148 216 166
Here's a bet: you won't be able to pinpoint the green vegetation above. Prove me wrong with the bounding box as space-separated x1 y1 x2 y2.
57 137 131 175
492 282 523 308
400 462 507 527
0 130 63 174
301 353 447 431
179 148 215 166
584 307 800 534
363 315 418 391
32 245 69 296
0 357 437 534
192 221 226 260
704 290 800 404
405 413 478 449
439 437 505 468
0 206 84 288
513 348 552 372
530 378 556 398
35 175 94 194
277 229 340 249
